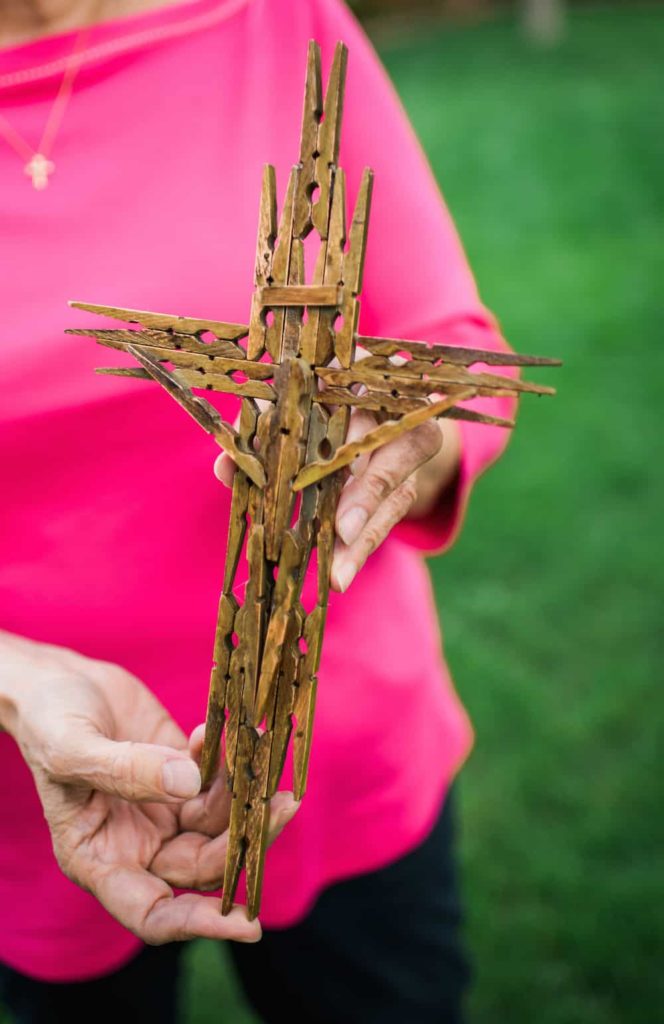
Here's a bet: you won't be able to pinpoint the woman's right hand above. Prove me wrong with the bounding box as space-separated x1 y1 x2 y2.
0 632 298 944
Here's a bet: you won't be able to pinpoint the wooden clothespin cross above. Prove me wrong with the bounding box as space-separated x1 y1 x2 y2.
68 40 560 919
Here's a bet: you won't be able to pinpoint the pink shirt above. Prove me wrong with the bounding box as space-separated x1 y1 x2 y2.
0 0 513 982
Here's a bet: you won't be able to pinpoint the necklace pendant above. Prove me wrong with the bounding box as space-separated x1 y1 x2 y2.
25 153 55 190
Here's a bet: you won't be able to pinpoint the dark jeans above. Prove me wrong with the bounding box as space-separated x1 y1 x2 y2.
0 793 469 1024
0 943 182 1024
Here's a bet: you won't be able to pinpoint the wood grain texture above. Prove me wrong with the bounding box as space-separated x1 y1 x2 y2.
70 39 559 921
358 334 562 368
67 326 248 361
312 386 515 426
258 285 342 307
68 301 249 341
293 389 476 490
315 362 555 398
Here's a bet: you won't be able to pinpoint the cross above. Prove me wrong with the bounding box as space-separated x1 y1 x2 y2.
25 153 55 190
68 41 559 919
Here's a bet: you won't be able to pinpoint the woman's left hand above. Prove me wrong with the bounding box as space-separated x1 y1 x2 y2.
328 412 460 592
214 410 461 593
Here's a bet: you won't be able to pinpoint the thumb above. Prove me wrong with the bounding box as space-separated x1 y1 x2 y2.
213 451 237 488
48 731 201 803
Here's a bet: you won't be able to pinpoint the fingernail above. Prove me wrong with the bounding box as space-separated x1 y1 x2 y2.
337 506 368 546
213 455 233 488
335 561 356 593
162 759 201 798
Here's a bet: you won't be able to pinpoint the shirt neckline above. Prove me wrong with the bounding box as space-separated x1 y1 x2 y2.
0 0 251 91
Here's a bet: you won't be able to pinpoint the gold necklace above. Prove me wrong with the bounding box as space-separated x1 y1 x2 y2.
0 11 100 190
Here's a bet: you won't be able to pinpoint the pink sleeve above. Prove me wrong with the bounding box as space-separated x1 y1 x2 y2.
390 316 516 556
311 0 516 554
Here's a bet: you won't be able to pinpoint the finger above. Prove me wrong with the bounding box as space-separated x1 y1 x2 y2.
180 723 230 835
181 724 276 837
152 791 300 890
188 722 207 759
264 790 300 846
335 420 442 549
93 864 261 944
342 409 377 479
179 770 231 836
213 452 237 488
46 729 201 803
331 476 419 593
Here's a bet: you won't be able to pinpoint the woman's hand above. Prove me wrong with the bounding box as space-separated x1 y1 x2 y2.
0 632 297 944
214 410 461 593
327 411 461 592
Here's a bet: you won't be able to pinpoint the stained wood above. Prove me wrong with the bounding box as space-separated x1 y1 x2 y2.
315 363 555 398
294 41 323 239
313 387 515 426
334 168 373 369
312 43 347 238
293 389 476 491
358 334 563 368
70 39 559 922
172 368 276 403
258 285 342 307
69 301 249 341
67 325 248 361
126 346 266 487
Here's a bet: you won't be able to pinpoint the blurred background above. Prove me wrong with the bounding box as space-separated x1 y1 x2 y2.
184 2 663 1022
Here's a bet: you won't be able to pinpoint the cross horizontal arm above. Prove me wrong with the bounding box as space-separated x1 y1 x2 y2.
293 388 476 490
312 387 514 427
124 348 274 380
94 361 276 403
357 334 563 368
68 301 250 343
69 324 279 403
96 366 150 380
315 363 555 399
67 325 248 361
127 346 266 487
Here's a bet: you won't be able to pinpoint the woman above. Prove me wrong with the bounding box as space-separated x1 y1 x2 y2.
0 1 514 1021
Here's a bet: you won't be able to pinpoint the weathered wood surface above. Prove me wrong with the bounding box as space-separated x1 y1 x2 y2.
69 40 558 920
293 389 476 491
69 301 249 341
258 285 343 307
357 334 562 368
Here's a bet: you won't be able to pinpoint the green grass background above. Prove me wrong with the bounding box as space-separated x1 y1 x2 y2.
4 6 662 1023
392 8 663 1023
